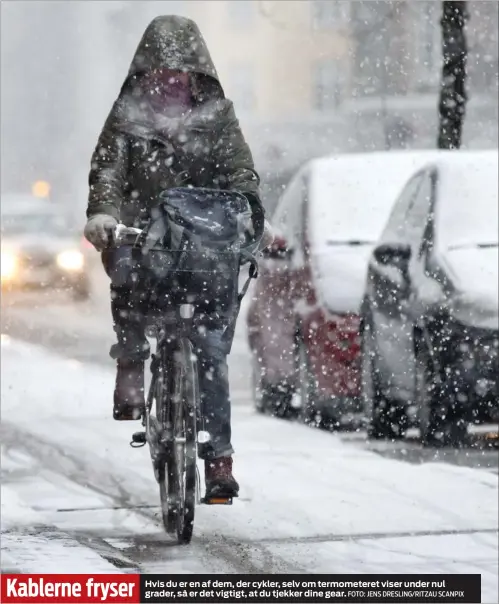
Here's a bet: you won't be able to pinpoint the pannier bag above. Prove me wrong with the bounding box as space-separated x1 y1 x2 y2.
136 187 258 348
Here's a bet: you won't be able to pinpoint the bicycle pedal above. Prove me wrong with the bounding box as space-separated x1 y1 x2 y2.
130 431 146 448
201 496 233 505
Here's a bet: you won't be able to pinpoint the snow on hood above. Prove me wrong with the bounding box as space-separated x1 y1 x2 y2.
444 247 499 314
126 16 220 84
311 245 373 314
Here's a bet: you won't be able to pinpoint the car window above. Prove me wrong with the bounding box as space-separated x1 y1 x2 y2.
405 171 434 255
380 173 424 242
272 180 294 233
300 175 310 251
291 173 310 266
272 191 288 231
273 171 305 248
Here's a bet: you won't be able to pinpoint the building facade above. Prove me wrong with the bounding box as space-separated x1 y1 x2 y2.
2 1 497 208
191 0 352 118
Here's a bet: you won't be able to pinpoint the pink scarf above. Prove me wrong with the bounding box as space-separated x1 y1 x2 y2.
141 69 193 117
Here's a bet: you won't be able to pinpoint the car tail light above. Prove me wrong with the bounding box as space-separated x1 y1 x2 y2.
81 236 93 250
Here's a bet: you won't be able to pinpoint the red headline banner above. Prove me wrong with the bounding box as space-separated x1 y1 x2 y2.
0 575 140 604
0 573 481 603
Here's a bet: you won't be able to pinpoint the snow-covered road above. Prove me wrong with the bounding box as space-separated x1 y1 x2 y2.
2 274 498 471
1 272 498 593
1 335 498 597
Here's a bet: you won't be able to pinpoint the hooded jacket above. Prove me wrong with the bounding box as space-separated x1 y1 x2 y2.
87 16 263 227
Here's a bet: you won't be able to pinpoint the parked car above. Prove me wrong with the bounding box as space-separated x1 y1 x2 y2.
1 198 91 301
247 150 446 426
361 150 498 446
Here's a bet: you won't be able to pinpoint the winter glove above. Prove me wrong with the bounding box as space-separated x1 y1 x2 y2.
84 214 118 251
259 219 275 251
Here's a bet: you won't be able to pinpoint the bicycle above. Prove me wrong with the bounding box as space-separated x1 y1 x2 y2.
112 221 256 544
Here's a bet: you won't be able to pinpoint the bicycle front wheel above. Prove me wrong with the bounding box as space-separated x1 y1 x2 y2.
155 351 176 535
172 337 199 544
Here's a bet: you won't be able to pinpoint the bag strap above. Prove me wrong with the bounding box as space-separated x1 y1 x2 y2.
237 251 258 302
221 252 259 348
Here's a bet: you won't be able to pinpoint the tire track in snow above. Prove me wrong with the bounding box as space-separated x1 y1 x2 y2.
242 526 498 545
0 421 302 574
71 534 142 572
1 526 140 574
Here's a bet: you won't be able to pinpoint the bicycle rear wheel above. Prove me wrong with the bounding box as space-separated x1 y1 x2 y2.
172 337 199 544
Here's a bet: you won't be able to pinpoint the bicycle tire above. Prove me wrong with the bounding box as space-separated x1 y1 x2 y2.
172 337 199 544
155 351 177 535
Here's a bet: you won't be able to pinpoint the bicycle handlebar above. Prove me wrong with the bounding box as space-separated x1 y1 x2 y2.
111 224 143 247
110 223 264 259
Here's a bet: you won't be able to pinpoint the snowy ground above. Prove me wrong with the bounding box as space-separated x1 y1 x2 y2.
1 269 498 597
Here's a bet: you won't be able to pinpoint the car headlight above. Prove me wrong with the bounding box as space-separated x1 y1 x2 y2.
56 250 84 271
1 251 17 280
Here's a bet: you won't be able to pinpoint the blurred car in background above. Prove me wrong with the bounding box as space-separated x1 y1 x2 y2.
247 150 446 427
361 150 498 446
1 195 91 301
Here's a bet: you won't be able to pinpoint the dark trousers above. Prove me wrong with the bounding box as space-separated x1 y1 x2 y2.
102 247 234 461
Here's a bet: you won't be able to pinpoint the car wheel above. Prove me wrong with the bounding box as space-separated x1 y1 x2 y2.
251 355 293 418
415 342 468 448
361 321 407 440
251 356 266 414
296 335 324 428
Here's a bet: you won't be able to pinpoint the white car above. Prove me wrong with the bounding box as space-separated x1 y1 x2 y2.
361 150 498 445
1 195 91 301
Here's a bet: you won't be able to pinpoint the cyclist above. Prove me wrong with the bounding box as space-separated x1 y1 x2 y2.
84 16 272 498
